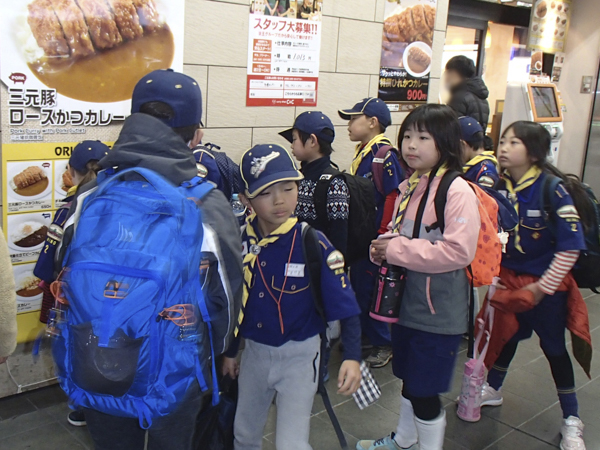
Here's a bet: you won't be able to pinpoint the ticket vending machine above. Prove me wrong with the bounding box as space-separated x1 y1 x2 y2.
501 82 564 162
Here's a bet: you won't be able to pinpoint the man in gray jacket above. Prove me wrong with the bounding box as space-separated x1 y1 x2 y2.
55 70 243 450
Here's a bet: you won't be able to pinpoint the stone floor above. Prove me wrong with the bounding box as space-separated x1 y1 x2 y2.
1 291 600 450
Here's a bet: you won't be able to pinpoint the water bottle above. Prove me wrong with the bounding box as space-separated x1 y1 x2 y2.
231 194 247 225
369 262 406 323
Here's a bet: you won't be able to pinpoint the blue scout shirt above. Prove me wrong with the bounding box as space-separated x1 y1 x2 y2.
464 159 499 188
238 222 360 347
500 174 586 277
354 143 404 228
193 148 224 192
34 196 74 283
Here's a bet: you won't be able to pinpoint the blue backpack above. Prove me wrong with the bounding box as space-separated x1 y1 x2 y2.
52 168 219 428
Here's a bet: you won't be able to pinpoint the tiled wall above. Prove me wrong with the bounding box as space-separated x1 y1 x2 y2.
183 0 451 171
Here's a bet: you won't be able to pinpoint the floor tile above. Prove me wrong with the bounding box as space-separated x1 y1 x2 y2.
44 403 95 448
331 402 399 442
24 384 68 410
444 403 514 449
310 413 359 449
501 368 562 408
480 389 548 429
483 429 558 449
0 393 36 420
0 422 86 450
517 403 565 447
0 408 54 439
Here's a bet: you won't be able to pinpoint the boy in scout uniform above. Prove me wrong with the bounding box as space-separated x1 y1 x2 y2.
338 97 405 367
459 116 499 188
222 144 362 450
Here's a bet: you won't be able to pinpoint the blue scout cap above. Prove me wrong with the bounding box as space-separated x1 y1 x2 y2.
279 111 335 144
458 116 484 142
131 69 203 128
240 144 303 198
69 141 110 172
338 97 392 128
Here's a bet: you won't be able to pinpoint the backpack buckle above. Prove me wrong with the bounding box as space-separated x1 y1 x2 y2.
104 281 129 299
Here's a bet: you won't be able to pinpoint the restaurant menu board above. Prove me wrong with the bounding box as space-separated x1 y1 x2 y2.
528 0 572 54
379 0 437 111
0 0 185 138
0 0 184 342
1 143 112 316
246 0 323 107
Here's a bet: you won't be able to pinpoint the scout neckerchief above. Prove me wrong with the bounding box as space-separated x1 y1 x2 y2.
66 185 77 197
392 166 447 233
234 215 298 336
503 165 542 253
350 134 393 176
463 151 498 173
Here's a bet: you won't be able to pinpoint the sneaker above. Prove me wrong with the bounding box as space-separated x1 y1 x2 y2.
365 346 393 368
560 416 586 450
356 433 417 450
67 410 86 427
480 382 504 407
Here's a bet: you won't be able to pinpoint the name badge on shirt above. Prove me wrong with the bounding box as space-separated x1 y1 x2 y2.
527 210 542 218
372 158 385 163
285 263 305 277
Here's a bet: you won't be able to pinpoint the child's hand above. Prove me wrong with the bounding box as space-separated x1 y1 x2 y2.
370 239 391 264
337 360 361 396
523 282 545 305
222 357 240 379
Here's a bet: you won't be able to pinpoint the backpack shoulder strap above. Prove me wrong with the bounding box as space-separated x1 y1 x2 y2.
541 174 562 234
300 223 349 450
415 170 462 236
314 166 342 230
301 223 325 321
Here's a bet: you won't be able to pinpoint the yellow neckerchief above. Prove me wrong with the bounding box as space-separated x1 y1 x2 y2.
392 165 447 233
234 215 298 336
350 133 393 175
463 151 498 172
503 166 542 253
66 185 77 197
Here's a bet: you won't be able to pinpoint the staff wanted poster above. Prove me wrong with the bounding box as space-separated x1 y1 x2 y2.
247 0 323 107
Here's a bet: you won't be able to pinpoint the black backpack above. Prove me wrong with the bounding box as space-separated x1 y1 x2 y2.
313 165 377 267
541 175 600 293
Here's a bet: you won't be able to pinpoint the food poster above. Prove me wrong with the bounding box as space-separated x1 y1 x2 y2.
528 0 571 54
2 143 112 324
379 0 437 111
246 0 323 107
0 0 185 140
0 0 184 341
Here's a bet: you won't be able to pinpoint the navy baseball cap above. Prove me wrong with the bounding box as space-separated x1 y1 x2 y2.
279 111 335 144
458 116 484 141
69 141 110 172
240 144 303 198
338 97 392 128
131 69 203 128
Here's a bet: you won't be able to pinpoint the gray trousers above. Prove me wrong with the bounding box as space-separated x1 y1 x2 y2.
234 335 321 450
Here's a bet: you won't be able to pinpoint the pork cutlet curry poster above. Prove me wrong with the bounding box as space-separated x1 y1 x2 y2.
0 0 184 342
379 0 437 110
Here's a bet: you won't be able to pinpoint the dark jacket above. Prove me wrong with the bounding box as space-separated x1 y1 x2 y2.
448 77 491 129
56 114 243 354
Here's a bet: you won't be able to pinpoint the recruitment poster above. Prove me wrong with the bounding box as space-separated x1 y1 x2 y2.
0 0 185 342
379 0 437 111
528 0 571 54
246 0 323 107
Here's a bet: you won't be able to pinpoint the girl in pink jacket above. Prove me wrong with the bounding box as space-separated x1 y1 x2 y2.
357 105 480 450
